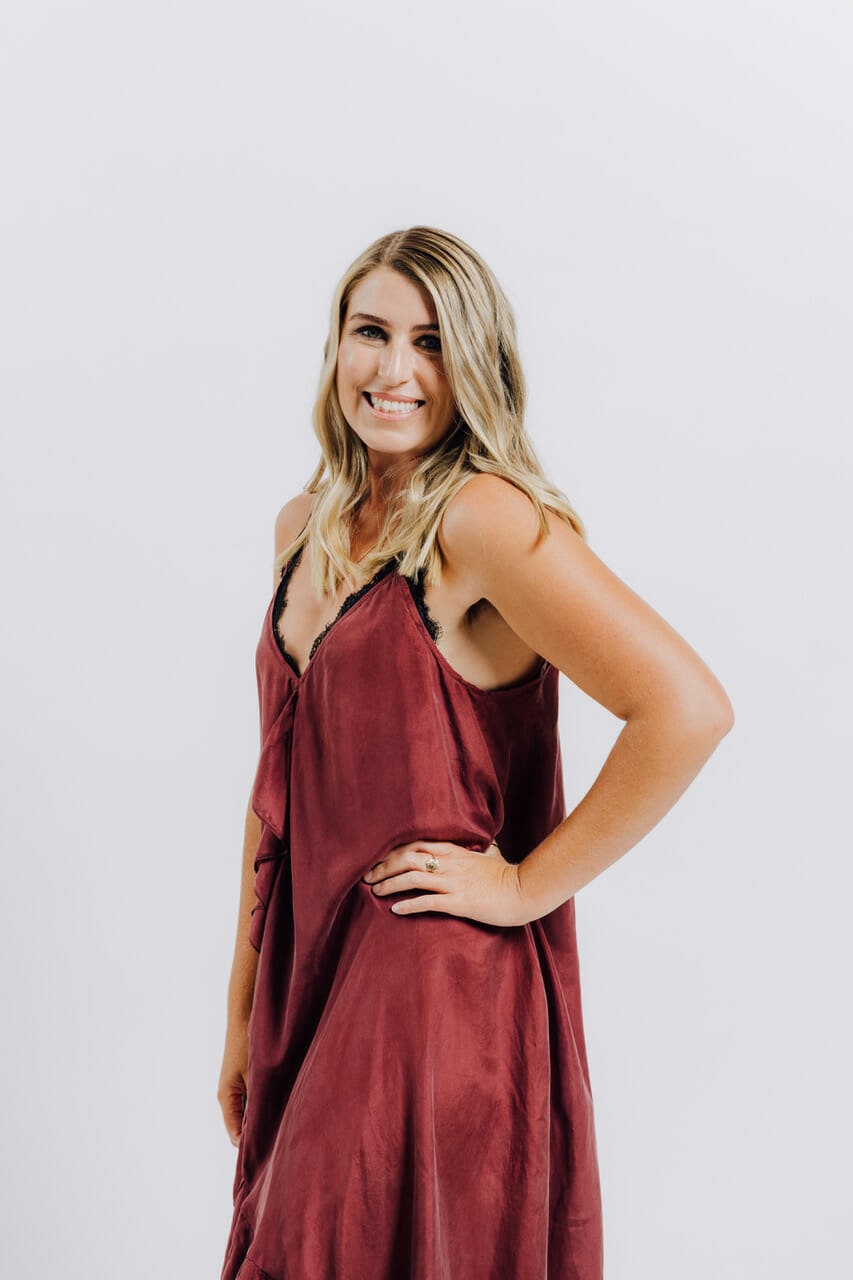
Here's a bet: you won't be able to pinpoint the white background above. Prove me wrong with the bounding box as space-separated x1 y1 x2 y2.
1 1 850 1276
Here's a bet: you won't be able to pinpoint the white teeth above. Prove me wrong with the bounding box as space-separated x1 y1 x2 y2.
368 394 420 414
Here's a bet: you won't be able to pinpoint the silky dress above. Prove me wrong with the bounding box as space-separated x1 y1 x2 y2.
220 539 603 1280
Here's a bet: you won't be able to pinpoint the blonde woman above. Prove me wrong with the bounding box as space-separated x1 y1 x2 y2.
218 226 734 1280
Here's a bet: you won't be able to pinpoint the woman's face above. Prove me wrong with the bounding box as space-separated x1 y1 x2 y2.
336 266 458 466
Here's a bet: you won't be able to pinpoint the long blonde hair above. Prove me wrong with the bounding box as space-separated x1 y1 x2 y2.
277 226 586 593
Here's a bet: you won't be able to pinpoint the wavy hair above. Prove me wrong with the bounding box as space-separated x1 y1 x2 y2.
276 226 586 593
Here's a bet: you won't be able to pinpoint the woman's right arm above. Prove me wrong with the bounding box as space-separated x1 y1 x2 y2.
217 492 315 1146
217 797 264 1146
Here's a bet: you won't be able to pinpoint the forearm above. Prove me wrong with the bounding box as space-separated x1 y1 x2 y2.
226 799 263 1027
518 700 733 920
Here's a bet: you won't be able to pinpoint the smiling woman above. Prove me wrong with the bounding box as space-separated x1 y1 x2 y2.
217 226 734 1280
336 268 458 452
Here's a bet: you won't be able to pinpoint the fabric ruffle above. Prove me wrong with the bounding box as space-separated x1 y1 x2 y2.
248 691 297 951
251 693 297 840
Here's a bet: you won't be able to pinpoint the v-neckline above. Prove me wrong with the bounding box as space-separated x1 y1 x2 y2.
271 542 399 681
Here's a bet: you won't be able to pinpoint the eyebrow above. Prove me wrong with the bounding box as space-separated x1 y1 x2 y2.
349 312 440 332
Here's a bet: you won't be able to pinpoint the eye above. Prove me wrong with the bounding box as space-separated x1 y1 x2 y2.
417 334 442 353
354 324 385 339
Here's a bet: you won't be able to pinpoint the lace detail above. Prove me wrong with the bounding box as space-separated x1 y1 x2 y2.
405 569 443 642
272 543 400 677
271 545 304 677
307 556 398 659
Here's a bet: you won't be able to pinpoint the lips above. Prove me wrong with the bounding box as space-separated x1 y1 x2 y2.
363 392 424 406
362 392 426 421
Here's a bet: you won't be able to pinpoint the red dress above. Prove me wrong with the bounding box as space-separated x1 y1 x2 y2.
220 541 603 1280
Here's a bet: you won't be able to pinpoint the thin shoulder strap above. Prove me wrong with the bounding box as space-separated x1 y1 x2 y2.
276 515 311 582
280 539 305 586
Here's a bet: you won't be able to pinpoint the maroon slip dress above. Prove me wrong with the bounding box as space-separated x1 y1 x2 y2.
220 539 603 1280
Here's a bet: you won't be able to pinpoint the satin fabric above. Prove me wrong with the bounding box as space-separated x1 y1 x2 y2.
220 551 603 1280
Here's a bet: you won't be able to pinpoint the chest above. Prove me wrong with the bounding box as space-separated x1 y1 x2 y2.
275 543 544 693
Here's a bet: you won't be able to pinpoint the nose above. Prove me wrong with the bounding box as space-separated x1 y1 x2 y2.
377 337 413 385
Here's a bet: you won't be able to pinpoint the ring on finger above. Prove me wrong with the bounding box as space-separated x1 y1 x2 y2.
425 856 440 873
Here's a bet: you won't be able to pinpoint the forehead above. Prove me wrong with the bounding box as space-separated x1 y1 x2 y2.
346 266 437 326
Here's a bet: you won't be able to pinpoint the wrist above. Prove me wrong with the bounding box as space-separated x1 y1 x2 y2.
509 860 547 925
514 849 570 922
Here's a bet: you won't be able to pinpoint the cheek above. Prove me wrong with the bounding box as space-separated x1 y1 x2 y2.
336 368 360 414
434 374 455 415
336 345 364 393
424 364 450 403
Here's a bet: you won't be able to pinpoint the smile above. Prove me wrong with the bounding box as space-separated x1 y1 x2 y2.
363 392 424 418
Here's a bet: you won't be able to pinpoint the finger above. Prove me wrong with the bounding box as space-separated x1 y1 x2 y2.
222 1086 246 1145
371 870 449 896
390 893 460 916
365 848 443 883
409 839 499 862
407 840 462 857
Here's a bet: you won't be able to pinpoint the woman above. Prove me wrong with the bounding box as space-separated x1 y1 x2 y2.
217 226 734 1280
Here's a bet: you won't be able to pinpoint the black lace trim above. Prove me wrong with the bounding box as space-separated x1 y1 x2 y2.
307 556 399 660
272 543 400 676
271 546 304 677
405 569 443 642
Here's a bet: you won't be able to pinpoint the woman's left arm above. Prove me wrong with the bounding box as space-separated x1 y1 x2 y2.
368 476 732 926
439 475 735 922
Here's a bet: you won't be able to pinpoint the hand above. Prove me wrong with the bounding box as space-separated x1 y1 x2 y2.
362 839 530 928
217 1022 249 1147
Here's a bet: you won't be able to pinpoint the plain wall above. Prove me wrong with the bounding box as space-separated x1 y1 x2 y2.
1 1 850 1276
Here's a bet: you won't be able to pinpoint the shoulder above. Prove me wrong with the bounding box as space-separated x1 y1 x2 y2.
274 491 317 559
437 474 556 587
437 472 589 612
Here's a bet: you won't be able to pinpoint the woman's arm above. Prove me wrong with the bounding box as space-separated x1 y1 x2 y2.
217 491 315 1143
441 474 734 920
217 799 263 1145
364 474 732 925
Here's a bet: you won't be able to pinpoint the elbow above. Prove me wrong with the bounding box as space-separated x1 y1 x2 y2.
714 689 735 739
679 681 735 747
704 669 735 739
625 670 735 747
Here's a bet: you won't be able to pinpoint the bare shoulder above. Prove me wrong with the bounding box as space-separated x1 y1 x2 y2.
437 473 570 603
274 491 318 560
439 473 733 728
